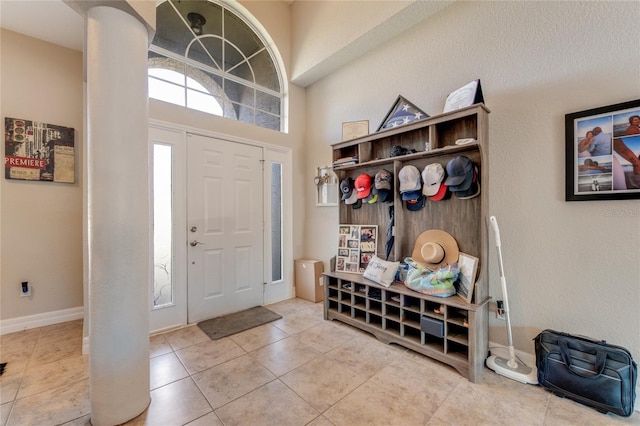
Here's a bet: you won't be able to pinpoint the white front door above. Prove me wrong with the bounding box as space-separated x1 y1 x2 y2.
187 134 264 323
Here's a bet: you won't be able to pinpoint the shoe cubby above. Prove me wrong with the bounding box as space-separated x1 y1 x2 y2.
324 271 489 382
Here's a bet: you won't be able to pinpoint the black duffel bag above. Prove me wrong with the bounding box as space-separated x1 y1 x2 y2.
535 329 637 417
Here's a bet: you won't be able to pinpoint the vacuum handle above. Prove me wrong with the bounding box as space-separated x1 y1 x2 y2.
489 216 501 248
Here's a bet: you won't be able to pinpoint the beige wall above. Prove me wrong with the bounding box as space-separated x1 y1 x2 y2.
302 0 640 359
0 29 84 319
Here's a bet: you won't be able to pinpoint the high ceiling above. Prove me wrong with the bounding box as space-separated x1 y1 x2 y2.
0 1 84 51
0 0 295 53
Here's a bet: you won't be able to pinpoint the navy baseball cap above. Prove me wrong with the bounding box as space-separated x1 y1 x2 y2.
444 156 473 187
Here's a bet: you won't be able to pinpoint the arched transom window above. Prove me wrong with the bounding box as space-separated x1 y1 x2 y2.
149 0 284 131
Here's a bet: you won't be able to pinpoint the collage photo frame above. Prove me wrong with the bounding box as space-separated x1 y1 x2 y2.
565 99 640 201
336 224 378 273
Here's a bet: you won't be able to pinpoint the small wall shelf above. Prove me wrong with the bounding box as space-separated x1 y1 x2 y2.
316 166 338 206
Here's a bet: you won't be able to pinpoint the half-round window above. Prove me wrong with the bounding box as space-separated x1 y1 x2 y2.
149 0 284 131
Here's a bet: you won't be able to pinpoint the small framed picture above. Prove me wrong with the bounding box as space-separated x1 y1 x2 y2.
455 252 479 303
443 79 484 113
342 120 369 141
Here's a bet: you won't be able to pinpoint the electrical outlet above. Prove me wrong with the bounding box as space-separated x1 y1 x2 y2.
21 281 31 297
496 300 505 320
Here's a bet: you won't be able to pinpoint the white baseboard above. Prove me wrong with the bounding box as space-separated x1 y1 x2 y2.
0 306 84 335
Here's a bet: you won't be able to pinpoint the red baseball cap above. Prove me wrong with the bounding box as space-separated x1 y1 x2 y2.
355 174 372 199
428 183 449 201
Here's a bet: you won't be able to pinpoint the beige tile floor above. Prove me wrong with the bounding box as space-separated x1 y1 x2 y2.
1 298 639 426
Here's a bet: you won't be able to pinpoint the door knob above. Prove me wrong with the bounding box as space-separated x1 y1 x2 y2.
190 240 204 247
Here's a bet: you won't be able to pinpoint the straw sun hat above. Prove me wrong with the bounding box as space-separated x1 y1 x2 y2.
411 229 459 270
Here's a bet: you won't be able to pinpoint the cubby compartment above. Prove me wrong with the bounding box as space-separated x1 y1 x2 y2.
434 113 478 148
368 312 382 327
446 340 469 360
368 299 382 316
447 307 469 327
324 104 490 383
385 319 401 334
447 323 469 345
402 310 421 330
401 295 421 312
327 287 339 301
340 281 354 291
425 301 445 319
424 334 445 352
384 290 401 307
326 277 339 290
353 294 366 310
384 305 401 322
403 324 422 344
337 303 351 317
351 307 365 322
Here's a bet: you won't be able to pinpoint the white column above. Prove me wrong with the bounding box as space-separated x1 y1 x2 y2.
85 6 150 425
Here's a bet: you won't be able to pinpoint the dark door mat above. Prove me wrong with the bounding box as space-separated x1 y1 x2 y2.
197 306 282 340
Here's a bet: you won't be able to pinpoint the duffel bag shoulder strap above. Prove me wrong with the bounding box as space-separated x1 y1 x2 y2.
558 338 608 378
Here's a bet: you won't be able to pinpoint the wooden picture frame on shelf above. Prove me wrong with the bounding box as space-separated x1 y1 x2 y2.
443 79 484 113
342 120 369 141
455 252 478 303
565 99 640 201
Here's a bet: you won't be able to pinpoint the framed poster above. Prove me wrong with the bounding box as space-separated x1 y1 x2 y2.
5 117 75 183
336 224 378 273
565 99 640 201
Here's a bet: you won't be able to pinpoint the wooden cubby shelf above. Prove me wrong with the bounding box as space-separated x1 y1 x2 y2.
324 104 490 383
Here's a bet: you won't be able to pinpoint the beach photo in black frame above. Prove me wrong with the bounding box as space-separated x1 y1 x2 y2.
565 99 640 201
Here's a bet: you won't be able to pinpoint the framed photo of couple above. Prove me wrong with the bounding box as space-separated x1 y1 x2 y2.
565 99 640 201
